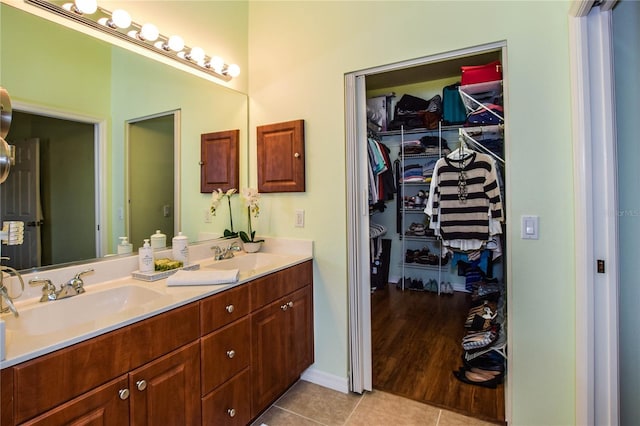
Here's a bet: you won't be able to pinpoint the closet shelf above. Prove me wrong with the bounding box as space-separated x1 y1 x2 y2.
379 124 463 137
401 235 438 242
401 153 441 160
401 263 441 271
401 208 428 213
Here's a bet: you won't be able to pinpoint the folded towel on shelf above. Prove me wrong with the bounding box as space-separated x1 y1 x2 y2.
166 269 239 286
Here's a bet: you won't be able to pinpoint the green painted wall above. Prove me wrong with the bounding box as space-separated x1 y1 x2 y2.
248 1 575 425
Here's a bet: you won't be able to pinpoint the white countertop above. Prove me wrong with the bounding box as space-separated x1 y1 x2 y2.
0 237 312 369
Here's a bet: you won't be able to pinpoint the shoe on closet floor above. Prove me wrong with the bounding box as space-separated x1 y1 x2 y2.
453 367 503 388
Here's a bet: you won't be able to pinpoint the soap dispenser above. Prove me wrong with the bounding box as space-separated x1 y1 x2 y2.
150 230 166 250
172 232 189 265
138 239 155 273
117 236 133 254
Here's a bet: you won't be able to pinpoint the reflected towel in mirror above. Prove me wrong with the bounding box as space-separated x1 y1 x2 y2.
166 269 239 286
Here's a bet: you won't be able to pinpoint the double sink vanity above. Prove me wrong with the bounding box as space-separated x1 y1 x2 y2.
0 238 313 425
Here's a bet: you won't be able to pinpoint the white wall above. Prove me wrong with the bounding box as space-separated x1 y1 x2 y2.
248 1 576 425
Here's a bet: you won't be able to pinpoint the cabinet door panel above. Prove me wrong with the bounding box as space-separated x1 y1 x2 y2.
257 119 305 193
288 286 314 383
251 302 288 416
20 376 129 426
129 341 201 426
1 367 14 426
201 317 250 394
200 129 239 193
202 369 251 426
200 284 249 335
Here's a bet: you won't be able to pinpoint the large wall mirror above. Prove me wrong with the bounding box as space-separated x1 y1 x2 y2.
0 2 248 272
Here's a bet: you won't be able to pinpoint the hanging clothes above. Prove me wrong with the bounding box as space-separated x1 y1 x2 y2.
424 149 503 251
367 137 395 212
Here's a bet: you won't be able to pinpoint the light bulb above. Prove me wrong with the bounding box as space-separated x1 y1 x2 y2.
74 0 97 14
111 9 131 29
167 35 184 52
187 47 205 63
139 23 159 42
207 56 225 73
227 64 240 78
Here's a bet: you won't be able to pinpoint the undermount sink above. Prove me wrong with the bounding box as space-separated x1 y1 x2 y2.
206 252 290 272
3 285 165 337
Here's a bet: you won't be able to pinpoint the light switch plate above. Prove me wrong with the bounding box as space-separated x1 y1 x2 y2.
521 215 539 240
295 209 305 228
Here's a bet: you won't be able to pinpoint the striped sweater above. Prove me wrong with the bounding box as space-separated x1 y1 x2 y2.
430 152 503 242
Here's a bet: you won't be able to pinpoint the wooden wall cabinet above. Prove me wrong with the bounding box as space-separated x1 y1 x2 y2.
200 129 239 193
257 119 305 193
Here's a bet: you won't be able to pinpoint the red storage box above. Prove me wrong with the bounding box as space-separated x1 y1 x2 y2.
461 60 502 85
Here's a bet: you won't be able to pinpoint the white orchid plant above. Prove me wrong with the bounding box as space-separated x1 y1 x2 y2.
210 188 238 238
240 188 264 243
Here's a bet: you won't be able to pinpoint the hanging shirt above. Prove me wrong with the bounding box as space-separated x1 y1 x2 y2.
424 151 503 249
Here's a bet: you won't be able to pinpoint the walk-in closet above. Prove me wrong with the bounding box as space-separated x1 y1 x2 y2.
364 47 507 423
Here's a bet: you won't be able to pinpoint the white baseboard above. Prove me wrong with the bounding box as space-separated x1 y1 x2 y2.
300 366 350 394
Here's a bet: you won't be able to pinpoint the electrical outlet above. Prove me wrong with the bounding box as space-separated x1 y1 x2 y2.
295 209 305 228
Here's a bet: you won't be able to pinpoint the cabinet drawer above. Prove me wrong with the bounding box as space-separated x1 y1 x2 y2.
202 369 250 426
200 284 250 335
251 261 312 309
201 317 250 395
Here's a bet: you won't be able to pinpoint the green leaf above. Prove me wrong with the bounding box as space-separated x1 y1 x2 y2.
223 229 238 238
239 231 251 243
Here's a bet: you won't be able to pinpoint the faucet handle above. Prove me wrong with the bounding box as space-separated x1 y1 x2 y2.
29 278 57 302
69 268 94 294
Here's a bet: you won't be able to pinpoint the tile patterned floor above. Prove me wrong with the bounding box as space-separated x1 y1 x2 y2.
251 380 499 426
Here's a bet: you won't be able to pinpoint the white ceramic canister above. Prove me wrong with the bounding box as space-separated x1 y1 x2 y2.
150 230 166 250
117 236 133 254
138 239 155 273
172 232 189 264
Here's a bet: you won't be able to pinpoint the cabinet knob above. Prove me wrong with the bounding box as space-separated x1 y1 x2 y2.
288 301 294 308
294 152 300 158
281 304 288 311
119 389 130 400
226 349 236 359
136 380 147 391
227 408 236 418
225 304 235 313
199 161 204 166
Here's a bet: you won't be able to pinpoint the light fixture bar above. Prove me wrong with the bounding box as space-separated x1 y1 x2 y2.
24 0 235 82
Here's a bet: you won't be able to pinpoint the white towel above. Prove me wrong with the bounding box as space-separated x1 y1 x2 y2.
166 269 239 286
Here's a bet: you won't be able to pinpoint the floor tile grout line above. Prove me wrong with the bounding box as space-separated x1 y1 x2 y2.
341 391 366 425
272 405 329 425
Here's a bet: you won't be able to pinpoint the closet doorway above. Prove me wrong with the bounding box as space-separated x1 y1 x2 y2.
346 42 509 423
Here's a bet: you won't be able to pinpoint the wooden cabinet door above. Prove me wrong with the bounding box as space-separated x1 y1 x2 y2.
257 119 305 193
251 300 288 416
129 341 201 426
287 286 314 384
200 129 239 193
20 376 129 426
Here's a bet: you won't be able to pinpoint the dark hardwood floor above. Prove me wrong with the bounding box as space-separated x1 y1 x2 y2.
371 284 505 424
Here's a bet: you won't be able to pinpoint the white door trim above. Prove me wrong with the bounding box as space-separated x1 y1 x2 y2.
569 6 619 426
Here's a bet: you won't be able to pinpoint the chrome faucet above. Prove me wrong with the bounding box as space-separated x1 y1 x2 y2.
29 269 94 302
211 241 242 260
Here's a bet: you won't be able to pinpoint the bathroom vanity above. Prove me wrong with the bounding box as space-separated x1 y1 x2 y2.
0 240 313 426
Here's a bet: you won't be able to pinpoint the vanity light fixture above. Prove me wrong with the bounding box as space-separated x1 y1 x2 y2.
27 0 240 82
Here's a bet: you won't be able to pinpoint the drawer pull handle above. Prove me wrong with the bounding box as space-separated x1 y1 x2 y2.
226 349 236 359
119 389 130 400
226 304 235 313
227 408 236 418
136 380 147 391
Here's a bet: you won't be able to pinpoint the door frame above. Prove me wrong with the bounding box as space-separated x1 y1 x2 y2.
9 101 107 258
124 110 181 241
345 41 510 417
569 4 619 425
